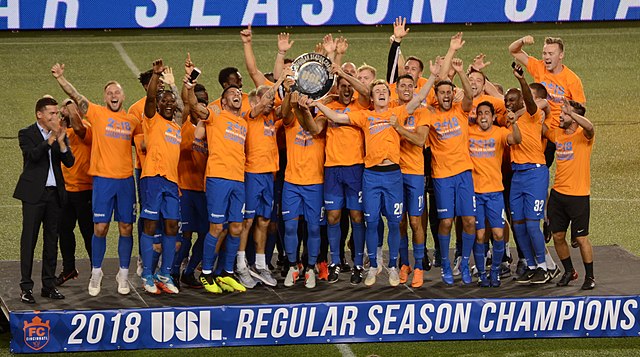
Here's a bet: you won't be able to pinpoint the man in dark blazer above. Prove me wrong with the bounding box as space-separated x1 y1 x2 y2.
14 97 75 304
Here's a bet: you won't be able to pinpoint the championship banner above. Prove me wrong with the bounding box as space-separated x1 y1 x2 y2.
1 0 639 30
10 295 640 353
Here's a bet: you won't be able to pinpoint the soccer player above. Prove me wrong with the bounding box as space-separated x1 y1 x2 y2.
469 101 522 287
505 63 557 285
137 59 182 295
544 100 595 290
193 64 247 294
509 35 585 167
52 63 139 296
55 99 92 286
209 67 251 116
318 66 369 284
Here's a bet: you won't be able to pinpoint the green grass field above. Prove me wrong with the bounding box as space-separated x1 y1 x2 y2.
1 20 640 356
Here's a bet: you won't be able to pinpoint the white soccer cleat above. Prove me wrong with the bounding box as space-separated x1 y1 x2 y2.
365 267 377 286
116 268 130 295
388 267 400 287
88 269 103 296
305 269 316 289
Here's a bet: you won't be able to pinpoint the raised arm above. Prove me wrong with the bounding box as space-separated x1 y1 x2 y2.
144 59 165 119
66 101 87 139
334 36 348 67
311 101 350 125
390 114 428 147
241 24 268 87
332 64 370 106
439 32 465 81
387 16 410 83
508 35 534 66
452 58 473 112
513 63 537 116
51 63 90 114
506 112 522 145
406 60 440 114
322 34 337 63
296 94 326 135
563 100 594 140
273 32 294 80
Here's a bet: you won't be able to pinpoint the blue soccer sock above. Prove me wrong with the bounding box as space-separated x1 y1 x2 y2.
437 234 451 266
462 232 475 261
185 233 205 275
400 235 410 266
307 223 321 266
92 234 107 269
492 240 505 271
351 221 365 267
413 243 425 270
160 235 177 276
284 220 299 264
202 232 219 273
377 219 384 247
366 220 380 268
151 249 161 275
140 233 154 277
327 222 341 266
526 220 547 268
387 221 400 268
473 242 486 275
223 234 241 274
171 236 186 275
117 235 133 270
512 222 535 268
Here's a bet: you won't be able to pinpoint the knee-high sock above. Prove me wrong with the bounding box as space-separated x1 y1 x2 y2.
223 234 241 273
473 242 486 274
377 219 384 247
462 232 475 262
140 233 154 277
437 234 451 266
284 220 299 264
185 233 205 275
202 233 219 273
413 243 425 270
118 235 133 269
366 220 380 268
327 222 341 265
512 223 535 268
352 221 365 267
387 221 400 268
400 235 410 266
92 234 107 269
152 249 161 275
160 235 177 276
526 220 547 267
492 240 505 272
307 223 321 266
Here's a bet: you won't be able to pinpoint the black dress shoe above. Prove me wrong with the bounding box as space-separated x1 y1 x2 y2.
21 290 35 304
55 269 79 286
581 277 596 290
41 287 65 299
556 269 578 287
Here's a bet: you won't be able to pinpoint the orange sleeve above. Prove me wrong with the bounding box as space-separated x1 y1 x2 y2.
526 56 543 79
347 110 368 129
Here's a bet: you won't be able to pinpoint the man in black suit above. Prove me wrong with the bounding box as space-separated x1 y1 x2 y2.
14 97 75 304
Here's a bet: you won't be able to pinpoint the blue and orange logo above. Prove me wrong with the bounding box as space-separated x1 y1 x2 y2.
23 316 50 351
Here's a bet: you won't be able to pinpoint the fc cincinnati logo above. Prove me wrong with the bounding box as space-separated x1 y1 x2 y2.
23 316 50 351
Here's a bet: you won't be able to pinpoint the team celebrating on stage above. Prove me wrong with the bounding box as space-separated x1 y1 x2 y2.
22 17 596 302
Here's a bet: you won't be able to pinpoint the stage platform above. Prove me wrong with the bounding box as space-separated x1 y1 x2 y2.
3 245 640 353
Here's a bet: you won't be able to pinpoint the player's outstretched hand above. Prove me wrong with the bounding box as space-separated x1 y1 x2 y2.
450 32 465 51
51 63 65 78
240 24 252 43
393 16 410 42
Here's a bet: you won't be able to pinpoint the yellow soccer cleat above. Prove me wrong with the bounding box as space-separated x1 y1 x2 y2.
200 275 222 294
216 275 247 292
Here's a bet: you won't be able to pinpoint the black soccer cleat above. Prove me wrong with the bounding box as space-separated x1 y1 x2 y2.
515 268 536 284
350 266 364 285
547 266 562 282
530 267 550 284
55 269 79 286
556 269 578 286
328 264 341 284
581 276 596 290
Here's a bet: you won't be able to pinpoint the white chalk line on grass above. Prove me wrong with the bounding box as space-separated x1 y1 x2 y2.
336 343 356 357
112 42 140 77
1 30 639 46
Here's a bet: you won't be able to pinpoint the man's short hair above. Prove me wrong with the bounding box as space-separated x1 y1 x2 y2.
218 67 239 86
256 85 271 97
468 68 487 83
357 63 377 77
396 74 414 84
194 83 207 93
221 84 241 99
284 58 293 65
568 100 586 116
197 97 208 105
434 79 456 92
264 72 275 83
529 82 548 99
156 90 176 102
62 98 74 106
103 80 121 91
476 100 495 116
405 56 424 72
545 37 564 52
369 79 390 95
36 97 58 114
138 70 153 87
248 88 258 101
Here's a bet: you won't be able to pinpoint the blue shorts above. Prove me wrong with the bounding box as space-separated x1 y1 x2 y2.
475 192 506 230
433 170 476 219
206 177 245 224
180 189 208 233
282 182 324 224
324 164 364 211
510 164 549 221
92 176 136 223
362 168 403 223
140 176 180 221
245 172 275 220
403 174 425 217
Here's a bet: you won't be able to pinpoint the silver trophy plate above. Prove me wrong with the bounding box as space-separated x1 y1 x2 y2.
291 52 335 100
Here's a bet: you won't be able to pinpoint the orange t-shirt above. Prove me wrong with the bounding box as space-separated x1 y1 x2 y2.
245 111 279 173
510 109 545 165
547 127 594 196
469 124 510 193
526 56 586 129
204 110 247 182
427 103 473 179
400 107 429 175
62 122 93 192
128 97 146 169
85 102 139 179
324 100 366 167
141 113 182 184
284 116 325 185
347 106 409 168
209 92 252 118
389 79 438 108
178 117 208 191
470 95 507 126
